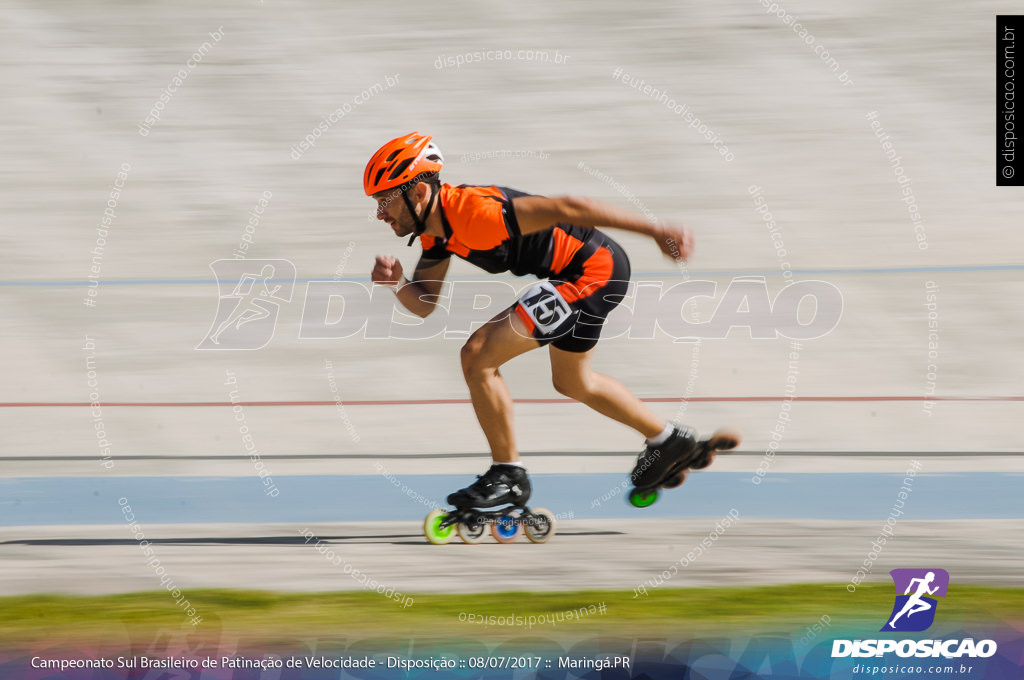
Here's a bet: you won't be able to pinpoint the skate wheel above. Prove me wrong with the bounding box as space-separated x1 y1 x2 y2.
709 427 742 451
457 519 487 545
628 488 659 508
663 470 688 489
424 509 455 545
524 508 556 544
490 514 521 543
690 429 742 470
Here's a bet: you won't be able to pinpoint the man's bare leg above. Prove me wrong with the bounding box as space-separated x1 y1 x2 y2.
460 307 541 463
548 345 666 438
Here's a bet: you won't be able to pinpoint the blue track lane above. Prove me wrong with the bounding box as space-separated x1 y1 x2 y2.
0 472 1020 526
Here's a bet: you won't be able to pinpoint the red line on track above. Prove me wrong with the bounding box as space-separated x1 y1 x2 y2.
1 397 1021 407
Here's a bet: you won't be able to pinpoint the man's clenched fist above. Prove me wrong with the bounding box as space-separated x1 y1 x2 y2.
371 255 404 285
655 223 695 262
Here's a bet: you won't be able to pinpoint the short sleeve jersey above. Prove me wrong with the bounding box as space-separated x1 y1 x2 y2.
419 184 599 279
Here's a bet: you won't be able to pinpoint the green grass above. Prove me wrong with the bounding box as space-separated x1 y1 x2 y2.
3 584 1021 647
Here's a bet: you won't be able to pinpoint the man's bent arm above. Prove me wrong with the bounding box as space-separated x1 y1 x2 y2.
512 195 659 238
395 257 449 318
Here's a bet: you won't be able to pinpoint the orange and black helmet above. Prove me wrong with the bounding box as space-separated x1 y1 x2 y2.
363 132 444 196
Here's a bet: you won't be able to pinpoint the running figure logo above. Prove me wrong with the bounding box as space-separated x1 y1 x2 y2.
881 568 950 632
197 259 296 350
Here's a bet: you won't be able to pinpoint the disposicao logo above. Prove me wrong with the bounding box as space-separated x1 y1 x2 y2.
831 569 998 659
882 568 948 632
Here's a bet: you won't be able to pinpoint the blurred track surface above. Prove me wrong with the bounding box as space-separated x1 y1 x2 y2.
2 0 1021 597
2 520 1021 595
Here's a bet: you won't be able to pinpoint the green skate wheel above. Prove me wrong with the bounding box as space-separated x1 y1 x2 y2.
629 488 659 508
490 514 521 543
524 508 556 544
424 509 456 545
457 519 487 544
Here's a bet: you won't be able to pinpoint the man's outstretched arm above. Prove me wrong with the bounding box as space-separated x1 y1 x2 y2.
512 194 694 261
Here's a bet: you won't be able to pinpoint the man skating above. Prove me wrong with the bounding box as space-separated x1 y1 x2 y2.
365 132 735 513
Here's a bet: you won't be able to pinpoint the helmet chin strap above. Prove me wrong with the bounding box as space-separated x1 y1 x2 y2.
401 183 439 247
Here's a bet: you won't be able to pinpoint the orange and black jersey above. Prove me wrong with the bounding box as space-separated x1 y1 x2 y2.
420 183 631 353
419 184 606 280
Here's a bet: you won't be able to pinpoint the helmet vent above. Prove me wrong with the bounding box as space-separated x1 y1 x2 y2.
387 158 415 181
385 149 401 162
374 167 387 186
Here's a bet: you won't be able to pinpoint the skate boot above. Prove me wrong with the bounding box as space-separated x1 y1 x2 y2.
627 426 742 507
446 463 531 509
629 426 704 489
424 464 555 545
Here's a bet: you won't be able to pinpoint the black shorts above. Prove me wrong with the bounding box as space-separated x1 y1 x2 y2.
514 236 631 353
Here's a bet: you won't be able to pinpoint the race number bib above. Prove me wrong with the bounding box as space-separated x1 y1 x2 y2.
519 281 573 334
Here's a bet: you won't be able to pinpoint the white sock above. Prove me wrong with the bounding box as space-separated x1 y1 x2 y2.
500 461 525 469
646 423 674 446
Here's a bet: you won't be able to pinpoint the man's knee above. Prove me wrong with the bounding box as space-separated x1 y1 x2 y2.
460 334 489 377
552 372 590 400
